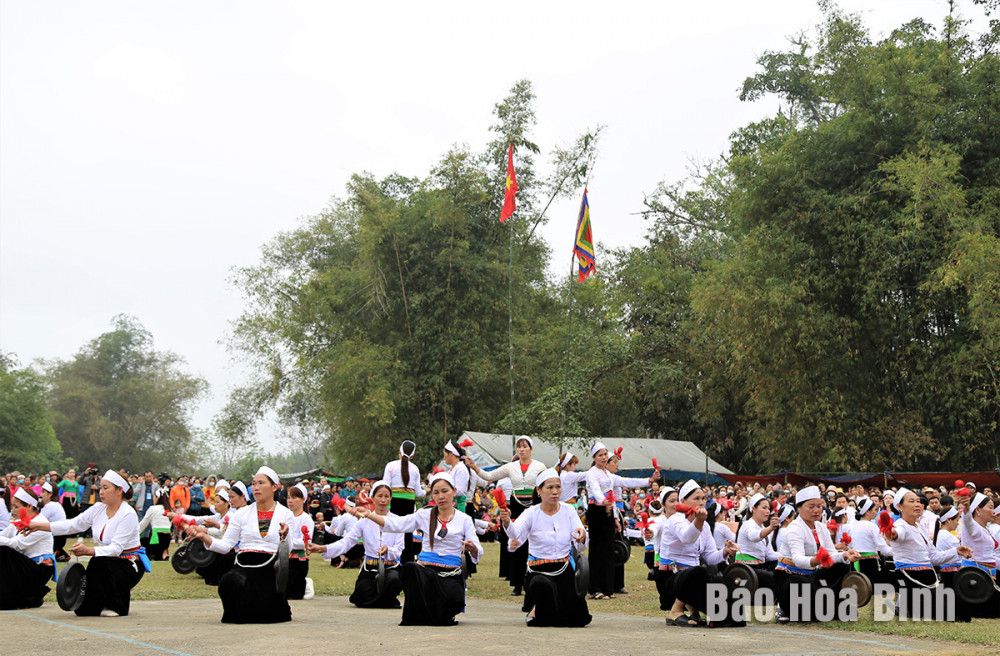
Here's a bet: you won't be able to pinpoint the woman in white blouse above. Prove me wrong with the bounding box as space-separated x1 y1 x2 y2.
38 482 68 561
286 483 316 600
187 466 294 624
310 480 405 608
28 470 149 617
735 493 780 593
773 486 859 623
137 489 172 562
842 497 891 585
464 435 546 596
886 488 971 621
383 440 425 564
958 493 999 618
556 452 588 504
584 441 658 600
499 468 590 627
358 471 483 626
1 487 55 609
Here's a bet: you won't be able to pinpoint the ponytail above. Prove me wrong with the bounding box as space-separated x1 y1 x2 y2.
399 440 416 488
428 504 438 550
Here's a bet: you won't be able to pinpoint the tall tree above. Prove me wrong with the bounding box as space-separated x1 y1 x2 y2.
46 315 208 473
0 353 64 473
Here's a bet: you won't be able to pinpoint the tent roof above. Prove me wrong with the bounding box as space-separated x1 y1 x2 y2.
459 431 733 475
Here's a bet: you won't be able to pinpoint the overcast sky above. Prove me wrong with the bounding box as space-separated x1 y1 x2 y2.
1 1 985 450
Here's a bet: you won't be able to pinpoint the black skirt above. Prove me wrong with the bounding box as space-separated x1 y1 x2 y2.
523 561 591 627
286 557 309 600
775 562 851 622
0 546 54 610
350 563 402 608
613 531 626 592
197 550 236 586
75 555 144 616
507 500 530 589
654 566 676 611
390 498 417 564
218 552 291 624
587 504 614 596
399 561 465 626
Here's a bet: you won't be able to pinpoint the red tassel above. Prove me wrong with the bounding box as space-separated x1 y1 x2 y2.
771 500 780 512
613 447 623 460
605 490 616 503
458 438 475 448
12 507 31 531
826 519 839 534
877 511 894 538
675 503 697 517
334 498 346 511
842 534 852 546
816 546 834 568
652 458 659 470
493 488 507 509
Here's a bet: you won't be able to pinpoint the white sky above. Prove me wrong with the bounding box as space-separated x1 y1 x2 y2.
0 1 984 450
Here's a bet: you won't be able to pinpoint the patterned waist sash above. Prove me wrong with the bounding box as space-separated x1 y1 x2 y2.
775 557 814 575
120 546 152 572
894 561 934 571
735 553 762 565
31 554 58 581
939 564 961 572
291 549 308 561
659 558 691 572
961 559 998 576
391 488 415 500
364 557 399 568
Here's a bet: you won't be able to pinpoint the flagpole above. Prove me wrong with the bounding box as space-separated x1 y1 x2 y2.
509 200 515 453
558 253 575 455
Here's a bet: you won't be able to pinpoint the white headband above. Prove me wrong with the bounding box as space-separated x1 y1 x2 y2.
649 504 663 515
344 497 356 508
748 493 766 509
713 502 726 516
938 507 958 523
215 489 229 501
255 466 280 485
796 486 821 504
371 479 392 496
834 508 848 518
970 492 989 514
591 441 607 457
515 435 533 449
858 498 874 515
778 505 794 523
535 468 560 487
400 440 416 458
216 480 230 491
102 469 130 493
428 472 455 490
294 483 309 498
444 441 460 457
42 482 53 493
14 487 38 508
893 487 913 511
560 453 573 468
232 481 250 501
659 486 676 504
679 479 700 500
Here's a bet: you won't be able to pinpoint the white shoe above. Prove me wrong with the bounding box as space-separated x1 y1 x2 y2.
303 577 315 600
100 609 120 617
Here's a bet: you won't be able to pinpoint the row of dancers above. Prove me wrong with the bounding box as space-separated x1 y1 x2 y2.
2 438 998 628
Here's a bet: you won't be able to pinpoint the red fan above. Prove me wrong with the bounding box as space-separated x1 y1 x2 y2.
493 488 507 510
613 447 623 460
12 507 31 531
675 502 698 517
815 546 834 568
877 511 894 538
458 438 475 448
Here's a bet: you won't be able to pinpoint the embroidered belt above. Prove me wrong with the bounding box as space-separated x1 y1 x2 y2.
528 556 569 567
894 562 934 571
659 558 690 572
734 553 762 564
291 549 308 561
365 557 399 567
775 557 813 575
644 544 654 553
857 552 878 559
120 546 152 572
391 488 415 500
939 565 961 572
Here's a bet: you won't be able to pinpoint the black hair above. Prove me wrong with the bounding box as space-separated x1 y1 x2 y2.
400 440 416 488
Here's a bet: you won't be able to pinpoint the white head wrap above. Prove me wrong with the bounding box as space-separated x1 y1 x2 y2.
778 505 794 523
14 487 38 508
970 492 989 514
649 504 663 515
232 481 251 502
938 507 959 524
344 497 356 508
795 486 821 505
515 435 533 449
747 493 766 510
444 441 460 457
41 482 53 494
535 468 560 488
658 486 676 504
893 487 914 511
560 452 574 469
215 479 230 491
400 440 416 458
590 441 608 457
371 480 392 496
102 469 130 493
428 471 456 490
678 479 700 500
834 508 848 518
255 466 280 485
858 498 874 516
293 483 309 498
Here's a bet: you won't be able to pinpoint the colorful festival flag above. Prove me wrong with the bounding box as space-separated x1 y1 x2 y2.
574 188 595 281
500 142 517 222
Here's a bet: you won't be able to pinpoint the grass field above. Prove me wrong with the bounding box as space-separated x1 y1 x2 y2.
47 541 1000 647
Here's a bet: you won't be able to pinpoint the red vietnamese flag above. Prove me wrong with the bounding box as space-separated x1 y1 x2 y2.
500 142 517 222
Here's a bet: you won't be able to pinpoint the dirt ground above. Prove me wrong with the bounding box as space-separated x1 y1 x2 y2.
3 597 988 656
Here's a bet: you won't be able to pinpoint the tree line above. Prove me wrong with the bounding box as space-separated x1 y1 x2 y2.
3 4 998 476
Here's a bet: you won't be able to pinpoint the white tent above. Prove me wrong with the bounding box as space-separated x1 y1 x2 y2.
457 431 733 482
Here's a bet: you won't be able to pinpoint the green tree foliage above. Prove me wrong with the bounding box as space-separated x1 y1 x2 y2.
685 5 1000 471
230 81 601 472
0 353 64 472
46 315 208 473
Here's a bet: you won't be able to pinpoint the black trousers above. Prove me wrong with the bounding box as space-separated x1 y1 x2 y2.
0 546 53 610
390 498 417 564
218 552 291 624
399 562 465 626
76 556 144 616
775 563 851 621
587 505 614 596
523 562 592 627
